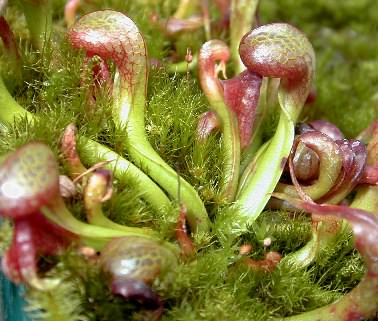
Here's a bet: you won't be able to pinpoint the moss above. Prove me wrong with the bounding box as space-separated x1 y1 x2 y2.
146 69 224 203
0 1 375 321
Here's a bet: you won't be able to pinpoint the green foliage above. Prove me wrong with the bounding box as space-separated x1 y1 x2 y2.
313 48 378 137
246 210 312 255
311 232 364 292
260 0 378 30
259 262 341 317
146 69 224 204
24 250 139 321
0 0 375 320
58 251 144 321
25 278 83 321
0 218 12 255
24 252 85 321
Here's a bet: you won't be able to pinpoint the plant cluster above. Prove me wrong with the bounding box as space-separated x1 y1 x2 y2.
0 1 377 321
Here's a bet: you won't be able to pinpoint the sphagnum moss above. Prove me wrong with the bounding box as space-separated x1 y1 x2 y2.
0 1 377 321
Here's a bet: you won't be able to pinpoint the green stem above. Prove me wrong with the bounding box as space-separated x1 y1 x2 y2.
121 52 210 235
352 185 378 216
278 274 378 321
116 65 210 232
68 11 210 233
77 136 172 212
352 121 378 216
237 140 269 195
42 198 159 247
83 169 152 233
282 219 349 269
274 197 378 321
236 108 294 223
0 75 33 124
173 0 199 19
230 0 259 74
0 74 171 214
125 141 210 233
209 91 240 202
0 16 23 86
199 40 241 202
0 141 162 253
20 0 53 50
167 54 198 74
226 23 315 236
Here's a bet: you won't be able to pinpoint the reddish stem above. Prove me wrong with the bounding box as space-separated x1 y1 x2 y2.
61 123 87 179
242 251 282 272
176 204 196 257
0 16 20 60
64 0 81 27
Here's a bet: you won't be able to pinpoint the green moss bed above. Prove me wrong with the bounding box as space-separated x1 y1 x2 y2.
0 1 377 321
